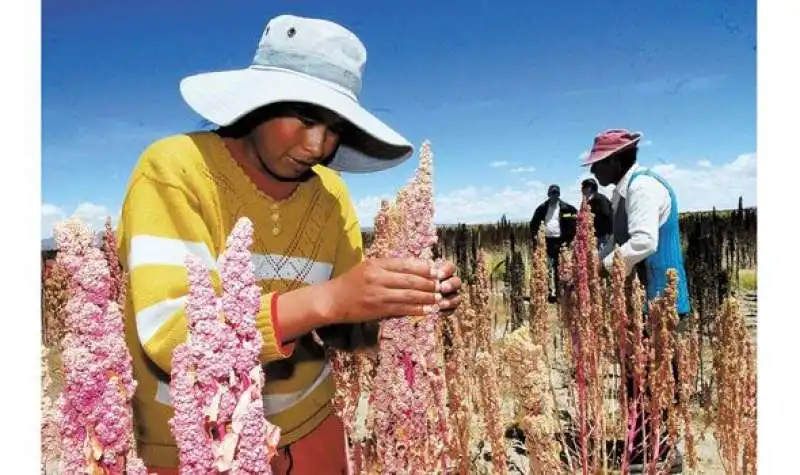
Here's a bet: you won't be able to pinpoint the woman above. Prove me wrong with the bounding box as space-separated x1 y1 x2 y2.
117 14 462 474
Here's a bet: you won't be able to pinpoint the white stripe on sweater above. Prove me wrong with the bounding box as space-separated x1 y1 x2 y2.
153 361 333 413
128 236 333 284
251 254 333 285
263 360 333 415
129 236 333 344
128 235 218 271
136 296 187 345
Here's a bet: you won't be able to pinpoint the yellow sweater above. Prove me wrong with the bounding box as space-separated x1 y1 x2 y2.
116 132 363 468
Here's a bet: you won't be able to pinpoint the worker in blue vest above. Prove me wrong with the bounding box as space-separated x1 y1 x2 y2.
584 128 690 474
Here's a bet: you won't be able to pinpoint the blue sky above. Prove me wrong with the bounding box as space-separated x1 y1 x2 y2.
41 0 756 238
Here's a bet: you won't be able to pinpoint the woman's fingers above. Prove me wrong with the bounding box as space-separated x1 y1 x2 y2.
381 271 439 292
438 294 461 310
438 275 461 295
381 288 440 306
382 293 461 316
435 260 457 280
378 257 435 278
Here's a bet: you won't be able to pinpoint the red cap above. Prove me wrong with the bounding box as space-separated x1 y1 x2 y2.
582 129 642 166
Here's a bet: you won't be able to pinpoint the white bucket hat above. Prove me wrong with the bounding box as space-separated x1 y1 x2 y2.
179 14 414 173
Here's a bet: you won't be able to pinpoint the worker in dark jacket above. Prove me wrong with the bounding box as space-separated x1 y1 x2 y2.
529 184 578 302
581 178 613 249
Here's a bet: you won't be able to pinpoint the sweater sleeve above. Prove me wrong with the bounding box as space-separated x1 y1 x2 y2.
119 151 294 374
311 190 370 349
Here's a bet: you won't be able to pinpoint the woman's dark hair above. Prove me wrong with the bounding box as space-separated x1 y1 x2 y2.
214 102 316 139
209 101 353 166
200 100 408 162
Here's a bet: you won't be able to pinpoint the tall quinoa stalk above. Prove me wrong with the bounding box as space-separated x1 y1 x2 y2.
319 323 362 470
475 350 507 474
642 270 680 473
41 345 61 474
610 249 632 473
469 248 507 473
557 244 575 362
581 199 612 473
472 250 493 356
557 198 604 474
712 296 757 474
528 226 550 350
622 269 649 474
675 312 701 472
168 218 280 474
528 225 573 473
503 328 561 474
443 295 474 474
454 290 480 471
103 217 126 307
345 198 396 474
53 218 148 474
370 141 449 474
618 265 694 474
42 258 69 349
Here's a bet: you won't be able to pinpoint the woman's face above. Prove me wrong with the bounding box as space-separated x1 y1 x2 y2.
247 103 346 180
590 157 619 187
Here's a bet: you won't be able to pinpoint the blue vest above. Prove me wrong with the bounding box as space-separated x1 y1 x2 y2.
614 169 691 315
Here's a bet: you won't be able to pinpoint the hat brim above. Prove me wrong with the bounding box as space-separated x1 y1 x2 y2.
180 67 414 173
581 135 642 167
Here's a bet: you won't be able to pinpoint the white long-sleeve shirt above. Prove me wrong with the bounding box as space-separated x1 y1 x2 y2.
600 164 672 276
544 202 561 238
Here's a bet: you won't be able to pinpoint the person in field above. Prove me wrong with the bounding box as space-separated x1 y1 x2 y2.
116 14 462 474
580 177 613 249
529 184 578 302
586 128 689 473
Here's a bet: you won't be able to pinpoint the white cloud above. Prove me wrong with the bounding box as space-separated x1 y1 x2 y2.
434 183 549 224
41 204 67 240
41 202 118 240
353 180 550 226
578 150 590 160
649 152 756 211
354 194 394 226
353 152 757 226
489 160 509 168
510 166 536 173
642 140 654 147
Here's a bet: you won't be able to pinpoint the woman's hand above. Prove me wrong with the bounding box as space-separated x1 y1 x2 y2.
314 258 463 350
276 257 463 343
321 257 459 325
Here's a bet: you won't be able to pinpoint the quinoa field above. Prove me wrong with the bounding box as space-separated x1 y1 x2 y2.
40 143 757 474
